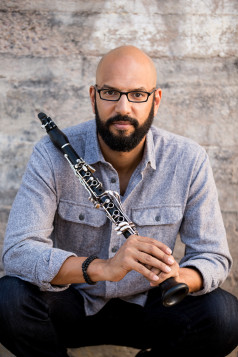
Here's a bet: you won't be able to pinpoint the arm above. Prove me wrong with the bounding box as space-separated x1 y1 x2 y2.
153 150 232 295
53 150 229 296
51 234 176 285
178 267 203 293
2 137 192 292
180 151 232 295
3 141 76 291
4 140 176 289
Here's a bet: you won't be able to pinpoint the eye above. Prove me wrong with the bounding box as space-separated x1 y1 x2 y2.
137 92 146 97
129 91 147 102
100 89 120 101
102 90 117 96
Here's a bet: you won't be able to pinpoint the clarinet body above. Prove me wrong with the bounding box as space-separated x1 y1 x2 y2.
38 112 189 307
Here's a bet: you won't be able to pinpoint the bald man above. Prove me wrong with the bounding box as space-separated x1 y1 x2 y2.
0 46 237 357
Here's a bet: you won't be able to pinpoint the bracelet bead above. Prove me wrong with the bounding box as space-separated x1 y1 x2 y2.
82 255 98 285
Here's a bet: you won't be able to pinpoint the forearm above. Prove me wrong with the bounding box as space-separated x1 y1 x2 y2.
51 235 178 286
178 267 203 293
51 256 107 285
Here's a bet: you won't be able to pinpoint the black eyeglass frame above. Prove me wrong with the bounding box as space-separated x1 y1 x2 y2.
94 85 156 103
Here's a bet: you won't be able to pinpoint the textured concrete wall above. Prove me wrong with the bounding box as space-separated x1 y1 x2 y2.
0 1 238 356
0 0 237 294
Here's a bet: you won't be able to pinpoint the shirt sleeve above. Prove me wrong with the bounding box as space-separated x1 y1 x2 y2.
2 141 76 291
179 149 232 295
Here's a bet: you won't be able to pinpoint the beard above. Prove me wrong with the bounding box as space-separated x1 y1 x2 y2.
95 100 155 152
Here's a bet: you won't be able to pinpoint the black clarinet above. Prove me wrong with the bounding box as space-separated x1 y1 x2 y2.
38 112 189 307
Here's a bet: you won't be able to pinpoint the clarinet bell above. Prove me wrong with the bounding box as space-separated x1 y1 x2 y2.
160 277 189 307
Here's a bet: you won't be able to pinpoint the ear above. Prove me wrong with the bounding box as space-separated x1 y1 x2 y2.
89 85 96 114
153 88 162 117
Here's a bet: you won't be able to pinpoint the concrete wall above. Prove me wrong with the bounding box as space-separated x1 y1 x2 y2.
0 0 237 298
0 1 238 356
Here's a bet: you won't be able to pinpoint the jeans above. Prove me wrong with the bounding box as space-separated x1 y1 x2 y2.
0 276 237 357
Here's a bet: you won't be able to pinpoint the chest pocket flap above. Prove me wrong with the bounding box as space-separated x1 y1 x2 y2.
131 205 182 226
58 200 107 227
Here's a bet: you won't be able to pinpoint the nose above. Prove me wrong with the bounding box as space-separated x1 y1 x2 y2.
114 93 132 116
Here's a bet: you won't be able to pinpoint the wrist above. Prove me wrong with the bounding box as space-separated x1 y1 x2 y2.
179 267 203 293
87 258 111 283
82 255 98 284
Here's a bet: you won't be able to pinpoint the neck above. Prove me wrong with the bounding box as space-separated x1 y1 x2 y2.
98 134 145 172
98 134 145 195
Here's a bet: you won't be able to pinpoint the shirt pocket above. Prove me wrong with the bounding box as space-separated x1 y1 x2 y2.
56 200 108 255
131 205 183 245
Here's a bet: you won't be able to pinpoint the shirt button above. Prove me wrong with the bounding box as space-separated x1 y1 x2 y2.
111 246 119 253
79 214 85 221
155 215 161 222
111 178 117 183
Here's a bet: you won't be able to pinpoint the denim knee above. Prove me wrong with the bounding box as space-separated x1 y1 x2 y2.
0 276 27 318
0 276 47 330
0 276 70 357
198 288 238 355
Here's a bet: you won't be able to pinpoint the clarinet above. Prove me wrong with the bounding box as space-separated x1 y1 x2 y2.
38 112 189 307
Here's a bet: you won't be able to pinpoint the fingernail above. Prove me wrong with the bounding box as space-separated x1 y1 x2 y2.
153 275 159 281
168 257 174 264
165 266 171 272
166 248 172 254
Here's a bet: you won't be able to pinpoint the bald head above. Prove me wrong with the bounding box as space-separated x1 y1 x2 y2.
96 46 157 90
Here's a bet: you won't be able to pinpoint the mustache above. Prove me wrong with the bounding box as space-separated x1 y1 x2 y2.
106 115 139 128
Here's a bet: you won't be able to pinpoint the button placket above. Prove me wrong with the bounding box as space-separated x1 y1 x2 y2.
108 225 122 257
105 228 120 299
111 245 119 253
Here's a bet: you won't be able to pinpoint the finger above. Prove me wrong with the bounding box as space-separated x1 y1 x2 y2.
135 235 172 255
151 267 160 275
130 260 160 283
147 267 161 286
149 261 180 287
144 264 152 270
143 266 160 274
128 235 172 256
157 262 180 282
136 243 175 267
137 252 172 274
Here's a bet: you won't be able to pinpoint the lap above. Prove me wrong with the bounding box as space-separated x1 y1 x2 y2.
146 285 238 324
142 287 238 356
0 276 237 355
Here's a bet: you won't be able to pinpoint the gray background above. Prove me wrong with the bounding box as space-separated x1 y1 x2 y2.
0 1 237 356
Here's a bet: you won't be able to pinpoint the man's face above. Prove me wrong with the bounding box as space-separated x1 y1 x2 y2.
95 98 155 152
89 49 162 152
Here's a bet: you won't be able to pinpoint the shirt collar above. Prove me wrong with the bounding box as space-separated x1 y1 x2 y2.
84 120 105 165
142 127 156 171
84 120 156 170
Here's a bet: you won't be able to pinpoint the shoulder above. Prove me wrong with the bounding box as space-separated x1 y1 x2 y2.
63 119 95 142
151 125 206 160
35 119 95 154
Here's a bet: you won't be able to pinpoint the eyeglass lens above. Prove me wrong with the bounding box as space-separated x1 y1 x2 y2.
100 89 149 102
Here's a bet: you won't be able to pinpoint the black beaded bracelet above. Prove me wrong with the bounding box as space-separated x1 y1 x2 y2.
82 255 98 285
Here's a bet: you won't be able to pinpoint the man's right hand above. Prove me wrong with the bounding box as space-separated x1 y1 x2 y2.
93 235 175 284
51 235 175 286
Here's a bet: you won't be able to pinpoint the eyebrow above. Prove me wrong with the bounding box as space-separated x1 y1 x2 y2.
99 84 149 92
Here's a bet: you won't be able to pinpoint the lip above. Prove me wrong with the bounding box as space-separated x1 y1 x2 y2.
112 121 132 130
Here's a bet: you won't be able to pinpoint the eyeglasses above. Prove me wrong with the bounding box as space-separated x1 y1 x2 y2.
95 85 156 103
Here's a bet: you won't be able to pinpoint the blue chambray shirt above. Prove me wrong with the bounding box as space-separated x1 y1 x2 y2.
3 120 232 315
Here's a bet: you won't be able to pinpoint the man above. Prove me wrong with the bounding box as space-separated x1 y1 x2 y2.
0 46 237 357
